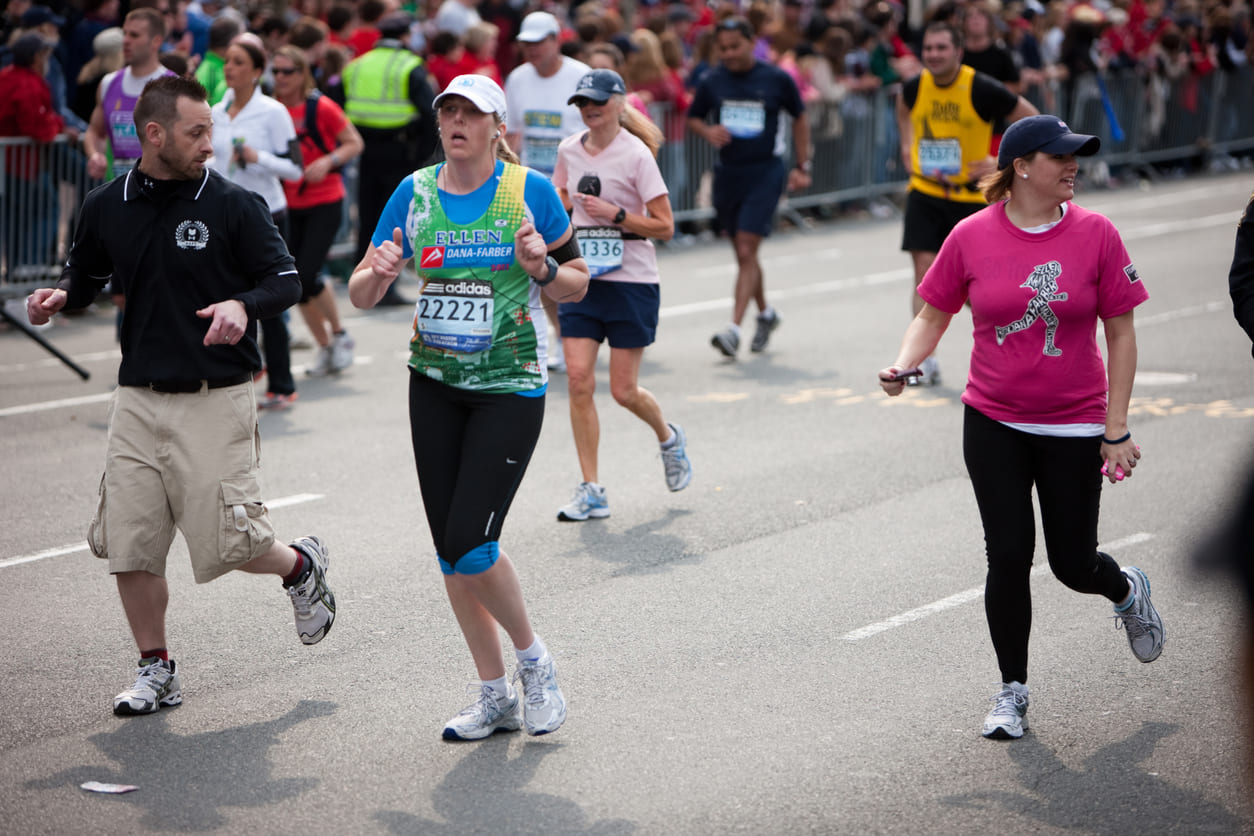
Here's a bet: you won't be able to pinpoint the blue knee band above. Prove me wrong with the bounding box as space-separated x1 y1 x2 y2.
437 541 500 576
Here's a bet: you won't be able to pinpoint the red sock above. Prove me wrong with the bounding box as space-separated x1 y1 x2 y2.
282 551 308 586
140 648 169 662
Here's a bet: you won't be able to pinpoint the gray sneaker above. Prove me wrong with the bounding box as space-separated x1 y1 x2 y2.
711 327 739 358
286 536 335 645
515 653 567 735
557 482 610 521
113 657 182 716
442 685 522 741
982 681 1029 740
329 332 355 373
1115 565 1164 662
661 422 692 492
750 309 780 352
907 356 941 387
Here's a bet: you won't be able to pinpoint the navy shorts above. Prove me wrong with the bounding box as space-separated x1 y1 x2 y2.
901 190 986 254
558 279 660 349
713 159 786 238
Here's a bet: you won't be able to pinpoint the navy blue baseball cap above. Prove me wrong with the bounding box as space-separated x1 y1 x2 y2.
997 115 1101 170
568 69 627 105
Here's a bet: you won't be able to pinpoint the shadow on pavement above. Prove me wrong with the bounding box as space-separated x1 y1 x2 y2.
941 721 1249 833
25 699 337 831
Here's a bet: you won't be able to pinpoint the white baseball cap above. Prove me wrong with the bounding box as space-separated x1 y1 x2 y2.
516 11 560 43
433 74 508 121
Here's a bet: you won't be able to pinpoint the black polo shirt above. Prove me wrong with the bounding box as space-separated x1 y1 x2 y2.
58 165 300 386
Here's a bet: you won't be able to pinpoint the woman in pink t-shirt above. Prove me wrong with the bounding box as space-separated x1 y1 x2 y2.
878 116 1164 741
551 69 693 522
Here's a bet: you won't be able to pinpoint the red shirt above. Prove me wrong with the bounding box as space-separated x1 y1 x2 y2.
0 65 64 179
427 51 479 93
283 94 350 210
346 26 381 56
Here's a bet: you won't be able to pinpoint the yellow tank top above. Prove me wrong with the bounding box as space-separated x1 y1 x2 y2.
908 65 992 205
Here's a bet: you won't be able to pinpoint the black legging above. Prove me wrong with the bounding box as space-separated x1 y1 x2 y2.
256 211 295 396
408 370 545 572
962 405 1130 685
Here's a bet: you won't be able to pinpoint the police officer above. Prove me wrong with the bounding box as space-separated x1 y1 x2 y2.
26 76 336 717
343 12 438 306
895 21 1036 385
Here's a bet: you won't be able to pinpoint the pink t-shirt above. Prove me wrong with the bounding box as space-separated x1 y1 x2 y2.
552 128 668 284
919 201 1149 425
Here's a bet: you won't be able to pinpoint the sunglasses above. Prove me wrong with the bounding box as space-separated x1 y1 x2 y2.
272 67 301 75
571 96 607 108
716 18 753 38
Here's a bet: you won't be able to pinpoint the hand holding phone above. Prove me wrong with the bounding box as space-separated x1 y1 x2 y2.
885 367 922 383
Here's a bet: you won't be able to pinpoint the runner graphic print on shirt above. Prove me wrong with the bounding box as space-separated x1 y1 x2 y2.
995 260 1068 356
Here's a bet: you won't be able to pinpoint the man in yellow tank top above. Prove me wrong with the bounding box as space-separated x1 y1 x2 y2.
895 21 1037 385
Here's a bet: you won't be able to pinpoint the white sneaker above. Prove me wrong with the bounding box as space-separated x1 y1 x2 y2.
113 657 182 716
982 681 1029 739
907 356 941 387
515 653 567 735
547 338 566 373
661 423 692 492
442 685 522 741
557 481 610 521
329 332 355 373
1115 566 1165 662
286 536 335 645
307 346 333 377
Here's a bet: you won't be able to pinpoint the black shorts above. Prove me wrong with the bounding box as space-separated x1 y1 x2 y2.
713 159 786 238
288 201 343 302
901 190 986 254
558 279 660 348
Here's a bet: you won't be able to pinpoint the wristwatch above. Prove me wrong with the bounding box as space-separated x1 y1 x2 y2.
613 207 627 224
532 255 559 287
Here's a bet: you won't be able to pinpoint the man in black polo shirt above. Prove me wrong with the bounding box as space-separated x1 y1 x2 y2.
26 76 337 718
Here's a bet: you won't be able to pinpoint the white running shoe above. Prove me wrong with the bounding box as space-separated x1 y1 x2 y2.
982 681 1029 740
661 423 692 492
442 685 522 741
286 536 335 645
113 657 182 716
515 653 567 736
711 326 739 358
908 356 941 387
547 338 566 373
1115 566 1165 662
329 332 355 373
557 481 610 521
307 346 333 377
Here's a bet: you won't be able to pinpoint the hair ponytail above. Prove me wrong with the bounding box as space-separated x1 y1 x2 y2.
619 99 663 158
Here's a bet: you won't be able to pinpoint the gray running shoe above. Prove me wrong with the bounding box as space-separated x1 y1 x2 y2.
287 536 335 645
711 327 739 358
307 345 333 377
329 332 355 373
982 681 1029 740
1115 566 1164 662
557 482 610 521
661 423 692 492
442 685 522 741
750 309 780 352
515 653 567 735
113 657 182 716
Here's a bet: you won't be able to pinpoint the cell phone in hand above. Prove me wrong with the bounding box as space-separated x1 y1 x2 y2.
885 367 923 382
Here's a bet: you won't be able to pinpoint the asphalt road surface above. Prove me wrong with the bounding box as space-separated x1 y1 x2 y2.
3 170 1253 835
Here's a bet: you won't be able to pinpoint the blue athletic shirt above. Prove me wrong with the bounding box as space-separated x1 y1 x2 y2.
687 61 805 168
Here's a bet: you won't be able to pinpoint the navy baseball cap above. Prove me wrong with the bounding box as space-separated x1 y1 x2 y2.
997 115 1101 170
568 69 627 105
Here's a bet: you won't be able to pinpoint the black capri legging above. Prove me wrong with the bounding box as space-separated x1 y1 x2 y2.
409 370 545 574
962 405 1130 685
287 200 343 302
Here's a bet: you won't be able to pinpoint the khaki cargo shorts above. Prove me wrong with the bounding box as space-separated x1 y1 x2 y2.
87 381 276 583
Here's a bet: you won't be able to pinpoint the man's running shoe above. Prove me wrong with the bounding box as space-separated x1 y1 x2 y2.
750 308 781 352
557 482 610 521
711 327 739 358
982 681 1029 740
113 657 182 716
1115 565 1165 662
661 423 692 492
907 356 941 387
515 653 567 735
286 536 335 645
307 346 333 377
330 332 355 373
442 685 522 741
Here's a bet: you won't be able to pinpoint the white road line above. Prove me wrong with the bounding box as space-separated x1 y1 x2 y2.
0 392 113 417
0 493 324 570
841 531 1155 642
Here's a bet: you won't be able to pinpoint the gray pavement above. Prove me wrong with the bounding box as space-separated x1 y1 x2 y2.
2 171 1253 835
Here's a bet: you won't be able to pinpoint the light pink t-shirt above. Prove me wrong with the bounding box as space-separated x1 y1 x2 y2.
553 128 668 284
919 201 1149 425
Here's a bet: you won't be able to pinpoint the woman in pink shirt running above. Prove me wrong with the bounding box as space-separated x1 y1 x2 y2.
878 115 1164 742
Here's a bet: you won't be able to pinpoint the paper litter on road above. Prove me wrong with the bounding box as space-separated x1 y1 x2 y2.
80 781 138 794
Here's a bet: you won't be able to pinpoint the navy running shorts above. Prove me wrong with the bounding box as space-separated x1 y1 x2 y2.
712 158 787 238
558 279 660 349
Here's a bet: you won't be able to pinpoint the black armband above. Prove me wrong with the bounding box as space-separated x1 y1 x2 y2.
551 235 583 265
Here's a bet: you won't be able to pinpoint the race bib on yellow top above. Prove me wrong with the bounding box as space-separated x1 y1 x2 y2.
414 278 495 353
721 100 765 139
917 138 963 176
575 227 624 277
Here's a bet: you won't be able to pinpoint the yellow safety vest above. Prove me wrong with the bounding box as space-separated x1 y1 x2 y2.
908 65 992 205
343 46 423 129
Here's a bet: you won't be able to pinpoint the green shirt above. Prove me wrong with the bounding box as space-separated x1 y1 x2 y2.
195 52 228 106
